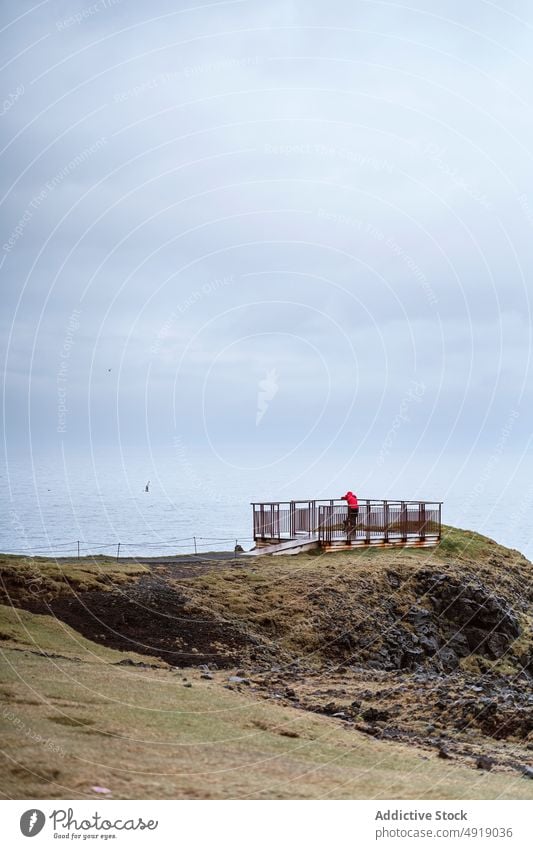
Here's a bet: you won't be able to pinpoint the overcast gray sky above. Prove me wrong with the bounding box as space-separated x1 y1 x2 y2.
1 0 532 482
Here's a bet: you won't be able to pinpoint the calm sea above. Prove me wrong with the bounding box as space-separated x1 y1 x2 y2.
1 449 532 560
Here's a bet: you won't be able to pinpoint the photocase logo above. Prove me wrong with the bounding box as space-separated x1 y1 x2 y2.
256 368 279 425
20 809 46 837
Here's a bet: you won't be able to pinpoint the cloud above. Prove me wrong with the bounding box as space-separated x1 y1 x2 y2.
1 0 532 466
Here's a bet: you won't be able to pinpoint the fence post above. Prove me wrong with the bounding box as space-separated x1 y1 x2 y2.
193 536 197 554
77 540 80 559
383 501 389 543
116 542 120 561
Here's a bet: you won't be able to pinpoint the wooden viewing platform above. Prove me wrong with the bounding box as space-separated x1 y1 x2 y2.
251 499 442 554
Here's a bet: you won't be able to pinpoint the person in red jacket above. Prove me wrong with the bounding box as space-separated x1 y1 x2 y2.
341 491 359 537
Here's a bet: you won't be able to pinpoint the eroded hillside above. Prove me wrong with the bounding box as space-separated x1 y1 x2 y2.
1 526 532 790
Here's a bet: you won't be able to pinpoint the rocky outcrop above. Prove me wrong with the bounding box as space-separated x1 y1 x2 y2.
320 567 526 674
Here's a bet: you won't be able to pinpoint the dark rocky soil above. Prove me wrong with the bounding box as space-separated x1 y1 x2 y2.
243 665 533 767
21 565 258 667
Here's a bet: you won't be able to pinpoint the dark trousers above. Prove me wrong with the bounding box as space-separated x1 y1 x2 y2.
347 507 359 536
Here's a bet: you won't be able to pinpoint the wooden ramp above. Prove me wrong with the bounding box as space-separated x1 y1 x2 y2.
248 535 319 556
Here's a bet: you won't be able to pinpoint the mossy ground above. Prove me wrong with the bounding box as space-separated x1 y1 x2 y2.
1 527 532 799
0 554 148 607
1 639 530 800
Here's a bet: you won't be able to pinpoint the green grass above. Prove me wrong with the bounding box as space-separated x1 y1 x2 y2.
1 639 530 800
0 554 148 606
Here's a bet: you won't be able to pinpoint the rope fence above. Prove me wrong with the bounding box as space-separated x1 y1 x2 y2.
1 534 253 559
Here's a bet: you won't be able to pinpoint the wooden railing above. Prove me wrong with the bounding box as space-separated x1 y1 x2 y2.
251 499 442 545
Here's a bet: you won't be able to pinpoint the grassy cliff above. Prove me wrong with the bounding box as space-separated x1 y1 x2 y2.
1 526 532 799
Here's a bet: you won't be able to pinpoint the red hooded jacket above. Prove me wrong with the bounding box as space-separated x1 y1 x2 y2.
342 491 358 510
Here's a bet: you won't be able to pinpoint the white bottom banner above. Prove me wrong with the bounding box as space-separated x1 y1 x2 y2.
2 799 532 848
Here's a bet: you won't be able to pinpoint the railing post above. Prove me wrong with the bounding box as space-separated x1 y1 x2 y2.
366 500 371 544
329 500 334 540
401 501 407 542
289 501 295 538
274 503 280 540
420 502 426 541
383 500 389 542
